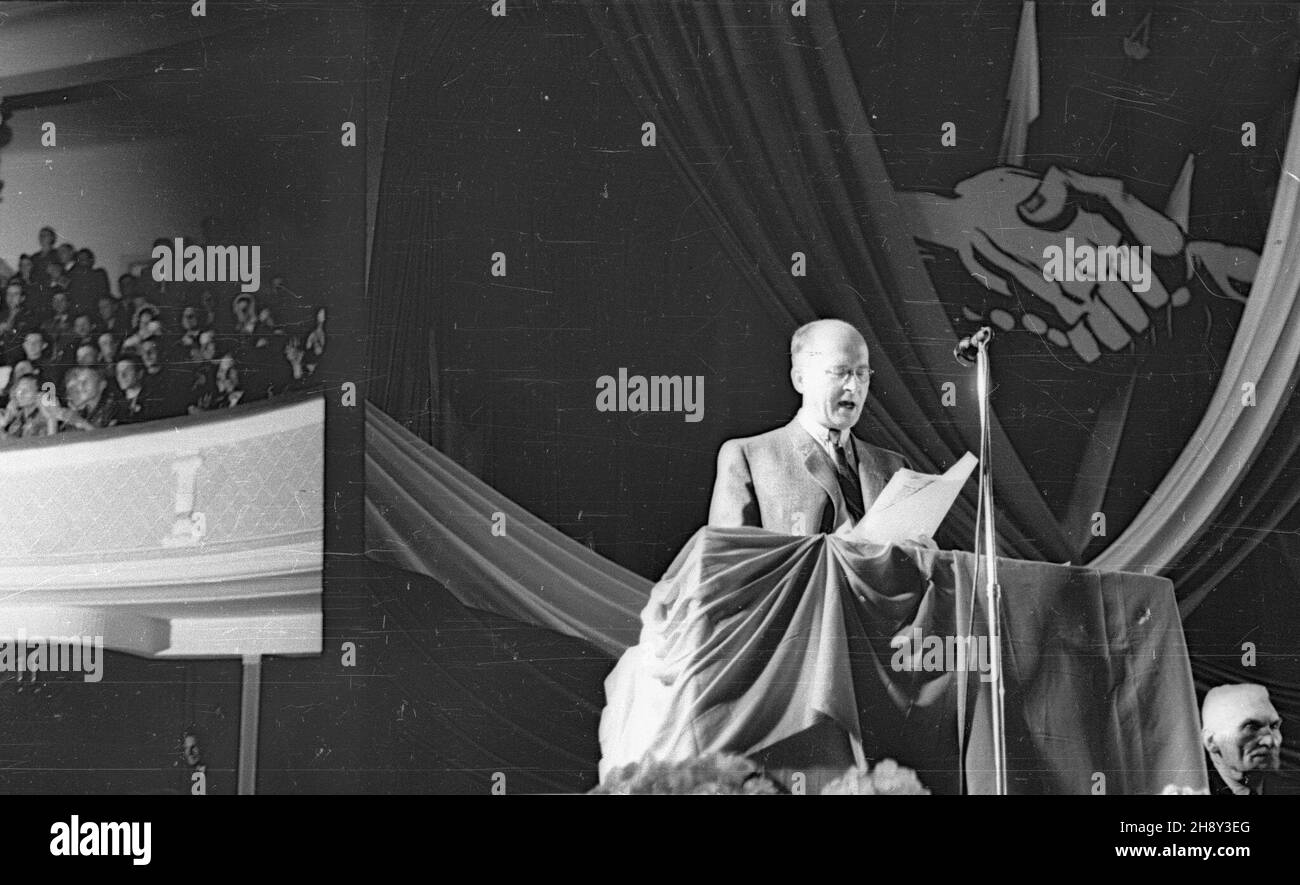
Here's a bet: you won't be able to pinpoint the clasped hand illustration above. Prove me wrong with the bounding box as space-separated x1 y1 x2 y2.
898 166 1259 363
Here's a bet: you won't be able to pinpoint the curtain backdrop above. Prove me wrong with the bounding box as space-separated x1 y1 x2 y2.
1091 89 1300 605
370 2 1300 588
579 1 1300 609
366 3 482 467
576 0 1068 564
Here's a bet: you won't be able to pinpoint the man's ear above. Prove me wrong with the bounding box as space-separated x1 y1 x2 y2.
1203 731 1221 759
790 365 804 394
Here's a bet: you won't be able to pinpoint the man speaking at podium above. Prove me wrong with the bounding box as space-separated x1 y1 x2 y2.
708 318 910 537
693 318 916 782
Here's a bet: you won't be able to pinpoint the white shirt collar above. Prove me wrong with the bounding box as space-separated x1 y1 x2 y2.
797 410 851 451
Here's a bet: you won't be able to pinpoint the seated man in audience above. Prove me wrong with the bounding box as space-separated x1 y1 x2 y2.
12 254 38 298
66 314 98 361
41 289 73 350
73 343 100 368
187 330 221 412
0 374 58 440
115 354 149 424
97 293 127 336
1 281 37 365
175 305 204 355
58 365 120 431
210 352 247 409
123 306 160 354
19 330 57 388
34 256 67 313
138 338 191 419
1202 684 1283 795
66 248 110 317
97 332 121 371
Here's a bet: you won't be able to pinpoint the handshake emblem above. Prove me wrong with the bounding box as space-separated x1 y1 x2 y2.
902 166 1259 363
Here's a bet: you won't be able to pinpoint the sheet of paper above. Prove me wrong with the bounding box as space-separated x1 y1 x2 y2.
849 452 977 545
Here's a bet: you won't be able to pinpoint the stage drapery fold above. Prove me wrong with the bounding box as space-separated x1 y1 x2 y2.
1091 80 1300 602
365 403 649 657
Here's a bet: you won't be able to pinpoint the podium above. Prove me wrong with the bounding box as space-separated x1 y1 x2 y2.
599 526 1208 795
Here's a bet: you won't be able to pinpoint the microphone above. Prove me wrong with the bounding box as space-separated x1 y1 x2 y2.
954 326 993 367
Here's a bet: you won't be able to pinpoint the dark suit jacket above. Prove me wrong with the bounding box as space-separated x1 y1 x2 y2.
708 417 910 535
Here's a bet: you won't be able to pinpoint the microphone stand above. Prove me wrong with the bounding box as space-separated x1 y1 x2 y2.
972 332 1008 795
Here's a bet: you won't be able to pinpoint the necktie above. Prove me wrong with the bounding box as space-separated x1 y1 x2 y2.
831 438 866 523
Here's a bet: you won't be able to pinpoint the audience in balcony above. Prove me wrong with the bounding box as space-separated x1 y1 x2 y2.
0 224 328 441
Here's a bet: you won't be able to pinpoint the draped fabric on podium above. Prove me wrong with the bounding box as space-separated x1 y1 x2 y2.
598 527 1207 795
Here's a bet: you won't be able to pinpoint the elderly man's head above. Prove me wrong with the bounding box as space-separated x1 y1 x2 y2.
789 319 872 432
1202 684 1282 791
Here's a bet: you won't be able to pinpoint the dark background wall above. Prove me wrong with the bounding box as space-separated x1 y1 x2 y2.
369 1 794 581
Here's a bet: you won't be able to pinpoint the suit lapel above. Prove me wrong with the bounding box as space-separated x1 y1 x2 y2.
787 419 844 519
785 418 847 522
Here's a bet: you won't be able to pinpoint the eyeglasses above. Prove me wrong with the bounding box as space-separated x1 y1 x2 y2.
824 366 875 384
